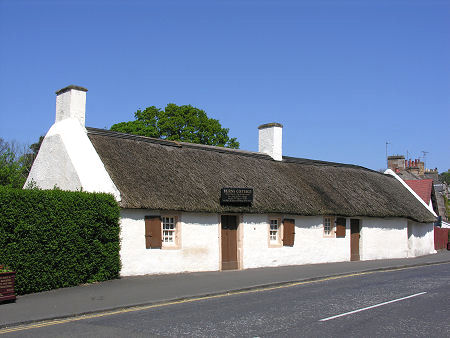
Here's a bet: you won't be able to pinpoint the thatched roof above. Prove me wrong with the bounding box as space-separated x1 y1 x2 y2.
87 127 435 223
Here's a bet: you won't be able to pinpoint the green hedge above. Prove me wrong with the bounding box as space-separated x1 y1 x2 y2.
0 187 121 295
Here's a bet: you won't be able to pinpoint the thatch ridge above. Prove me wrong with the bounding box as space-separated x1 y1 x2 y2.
87 127 271 160
282 156 381 173
86 127 435 223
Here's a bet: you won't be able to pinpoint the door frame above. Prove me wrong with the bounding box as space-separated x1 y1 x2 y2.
219 214 243 270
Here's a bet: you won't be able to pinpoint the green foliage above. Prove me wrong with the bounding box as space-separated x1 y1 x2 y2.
439 170 450 185
0 187 121 295
445 195 449 219
0 149 25 188
20 135 44 179
0 265 13 273
0 136 44 189
111 104 240 149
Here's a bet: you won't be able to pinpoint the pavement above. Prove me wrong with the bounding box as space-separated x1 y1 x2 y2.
1 250 449 329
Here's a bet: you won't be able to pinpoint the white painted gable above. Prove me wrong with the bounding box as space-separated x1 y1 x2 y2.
25 118 121 201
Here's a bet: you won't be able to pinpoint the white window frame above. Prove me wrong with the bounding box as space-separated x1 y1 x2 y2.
161 215 181 249
323 216 335 237
268 217 283 247
270 219 279 242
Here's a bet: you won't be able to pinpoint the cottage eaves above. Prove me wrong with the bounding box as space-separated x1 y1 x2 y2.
86 127 436 223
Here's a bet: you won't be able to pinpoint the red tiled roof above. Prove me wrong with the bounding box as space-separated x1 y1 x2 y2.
404 179 433 205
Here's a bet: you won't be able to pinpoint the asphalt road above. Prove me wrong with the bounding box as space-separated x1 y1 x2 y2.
3 263 450 337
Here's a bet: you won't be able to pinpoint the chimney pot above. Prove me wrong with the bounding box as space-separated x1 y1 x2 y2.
55 85 88 126
258 123 283 161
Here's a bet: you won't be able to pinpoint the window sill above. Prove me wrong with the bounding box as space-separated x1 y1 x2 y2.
268 242 283 248
161 245 181 250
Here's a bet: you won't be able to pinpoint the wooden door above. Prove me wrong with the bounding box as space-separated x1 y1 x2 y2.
350 219 360 261
283 219 295 246
336 217 346 238
145 216 162 249
221 215 238 270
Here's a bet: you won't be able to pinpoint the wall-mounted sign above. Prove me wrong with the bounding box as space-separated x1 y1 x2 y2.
220 188 253 205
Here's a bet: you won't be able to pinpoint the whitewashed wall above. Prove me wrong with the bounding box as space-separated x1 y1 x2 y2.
24 119 121 200
359 218 408 260
242 215 350 269
119 211 436 276
407 221 436 257
120 210 220 276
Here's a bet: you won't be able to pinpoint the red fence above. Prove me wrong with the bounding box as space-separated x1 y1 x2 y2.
434 227 449 250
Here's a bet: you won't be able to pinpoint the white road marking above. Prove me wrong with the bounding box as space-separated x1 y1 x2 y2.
319 291 427 322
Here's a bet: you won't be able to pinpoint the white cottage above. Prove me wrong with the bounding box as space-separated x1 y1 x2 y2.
26 85 437 276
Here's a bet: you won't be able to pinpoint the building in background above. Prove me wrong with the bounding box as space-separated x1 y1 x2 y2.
388 155 448 222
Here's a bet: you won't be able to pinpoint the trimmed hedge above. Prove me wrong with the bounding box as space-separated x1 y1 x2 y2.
0 187 121 295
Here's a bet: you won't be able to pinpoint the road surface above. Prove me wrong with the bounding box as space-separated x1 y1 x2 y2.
2 263 449 337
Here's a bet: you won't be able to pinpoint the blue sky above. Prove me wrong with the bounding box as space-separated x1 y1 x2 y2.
1 0 449 172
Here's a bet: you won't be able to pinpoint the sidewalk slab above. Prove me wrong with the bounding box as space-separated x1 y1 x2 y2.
1 251 449 328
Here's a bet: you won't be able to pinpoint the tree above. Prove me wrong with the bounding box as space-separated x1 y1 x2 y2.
20 135 44 178
0 136 44 188
439 170 450 185
0 138 26 188
110 104 239 149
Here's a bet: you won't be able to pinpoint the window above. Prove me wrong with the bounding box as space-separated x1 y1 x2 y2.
161 215 180 248
270 219 279 242
323 216 335 237
162 217 176 244
145 214 180 249
268 217 283 247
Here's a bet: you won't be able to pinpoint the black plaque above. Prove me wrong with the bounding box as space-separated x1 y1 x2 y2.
221 188 253 205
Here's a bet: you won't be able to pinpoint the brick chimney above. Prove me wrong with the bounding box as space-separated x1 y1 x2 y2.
387 155 405 171
55 85 88 126
258 123 283 161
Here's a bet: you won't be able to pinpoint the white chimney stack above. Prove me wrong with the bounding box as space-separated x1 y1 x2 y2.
55 85 88 126
258 123 283 161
